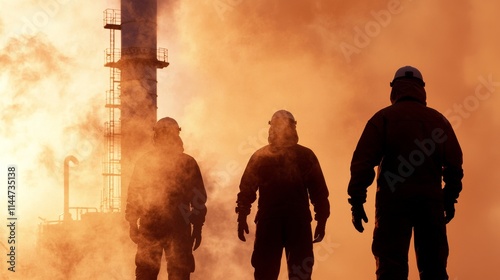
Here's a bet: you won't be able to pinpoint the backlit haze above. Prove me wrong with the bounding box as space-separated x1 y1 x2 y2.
1 0 499 279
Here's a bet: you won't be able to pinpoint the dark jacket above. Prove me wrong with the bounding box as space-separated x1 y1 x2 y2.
237 144 330 223
125 147 207 237
348 79 463 206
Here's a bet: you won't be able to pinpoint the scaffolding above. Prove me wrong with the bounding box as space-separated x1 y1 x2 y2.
102 9 122 212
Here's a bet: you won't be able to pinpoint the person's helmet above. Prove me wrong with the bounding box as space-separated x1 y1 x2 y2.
268 110 299 147
390 66 425 87
269 110 297 126
153 117 181 135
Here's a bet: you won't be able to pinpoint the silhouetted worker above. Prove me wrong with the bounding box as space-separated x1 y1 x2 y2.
125 117 207 280
236 110 330 280
348 66 463 280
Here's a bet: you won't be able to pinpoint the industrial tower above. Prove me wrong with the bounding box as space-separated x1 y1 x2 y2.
102 0 169 212
36 2 168 278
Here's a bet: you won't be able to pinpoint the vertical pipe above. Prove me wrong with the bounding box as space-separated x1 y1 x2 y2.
120 0 159 210
64 155 79 221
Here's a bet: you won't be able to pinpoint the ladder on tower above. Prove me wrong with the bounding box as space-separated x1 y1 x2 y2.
102 9 122 212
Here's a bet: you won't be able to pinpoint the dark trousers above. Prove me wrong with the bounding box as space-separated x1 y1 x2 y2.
372 196 449 280
251 217 314 280
135 226 194 280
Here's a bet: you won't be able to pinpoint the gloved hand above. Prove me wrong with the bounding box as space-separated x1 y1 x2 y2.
129 222 140 244
237 214 249 242
351 204 368 233
313 220 326 243
444 202 455 224
192 224 202 251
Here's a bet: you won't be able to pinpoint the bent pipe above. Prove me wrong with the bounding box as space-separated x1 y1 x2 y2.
64 155 79 222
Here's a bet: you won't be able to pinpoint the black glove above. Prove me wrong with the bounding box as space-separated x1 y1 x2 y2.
351 204 368 233
129 222 140 244
444 201 456 224
237 214 249 242
313 220 326 243
192 224 202 251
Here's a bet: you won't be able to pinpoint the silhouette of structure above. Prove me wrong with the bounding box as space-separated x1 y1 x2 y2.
37 0 169 278
103 0 169 213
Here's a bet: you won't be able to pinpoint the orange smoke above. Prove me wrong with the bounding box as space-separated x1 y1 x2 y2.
1 0 499 279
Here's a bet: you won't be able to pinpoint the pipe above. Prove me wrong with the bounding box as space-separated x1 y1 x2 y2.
63 155 79 222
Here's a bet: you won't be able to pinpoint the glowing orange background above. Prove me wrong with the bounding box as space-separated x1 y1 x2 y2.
1 0 499 279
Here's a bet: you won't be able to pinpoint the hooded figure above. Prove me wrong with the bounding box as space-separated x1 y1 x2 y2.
348 66 463 280
236 110 330 280
125 117 207 280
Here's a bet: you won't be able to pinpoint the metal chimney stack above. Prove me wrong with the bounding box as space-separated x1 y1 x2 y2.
103 0 168 212
120 0 168 210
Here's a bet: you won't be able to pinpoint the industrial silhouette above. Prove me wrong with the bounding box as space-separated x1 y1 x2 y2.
37 0 171 278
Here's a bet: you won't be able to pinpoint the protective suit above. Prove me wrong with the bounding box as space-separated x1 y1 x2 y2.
236 110 330 280
348 66 463 280
126 117 207 280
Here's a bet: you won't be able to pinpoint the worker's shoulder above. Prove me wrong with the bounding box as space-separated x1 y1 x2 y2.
250 144 271 155
137 150 198 163
252 144 314 154
180 152 198 162
295 144 315 154
375 102 446 119
424 105 447 118
409 104 451 125
294 145 321 163
136 150 156 163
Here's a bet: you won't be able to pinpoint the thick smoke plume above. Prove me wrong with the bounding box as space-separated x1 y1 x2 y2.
157 1 500 279
1 0 499 279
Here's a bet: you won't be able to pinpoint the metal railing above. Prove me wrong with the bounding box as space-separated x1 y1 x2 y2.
103 9 121 28
105 47 169 64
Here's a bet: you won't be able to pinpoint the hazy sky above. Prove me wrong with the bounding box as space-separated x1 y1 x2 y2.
1 0 499 279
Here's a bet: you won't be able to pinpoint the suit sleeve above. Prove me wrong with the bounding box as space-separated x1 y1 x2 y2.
236 154 259 216
306 151 330 222
442 121 464 204
189 159 208 227
125 159 144 224
348 116 385 205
